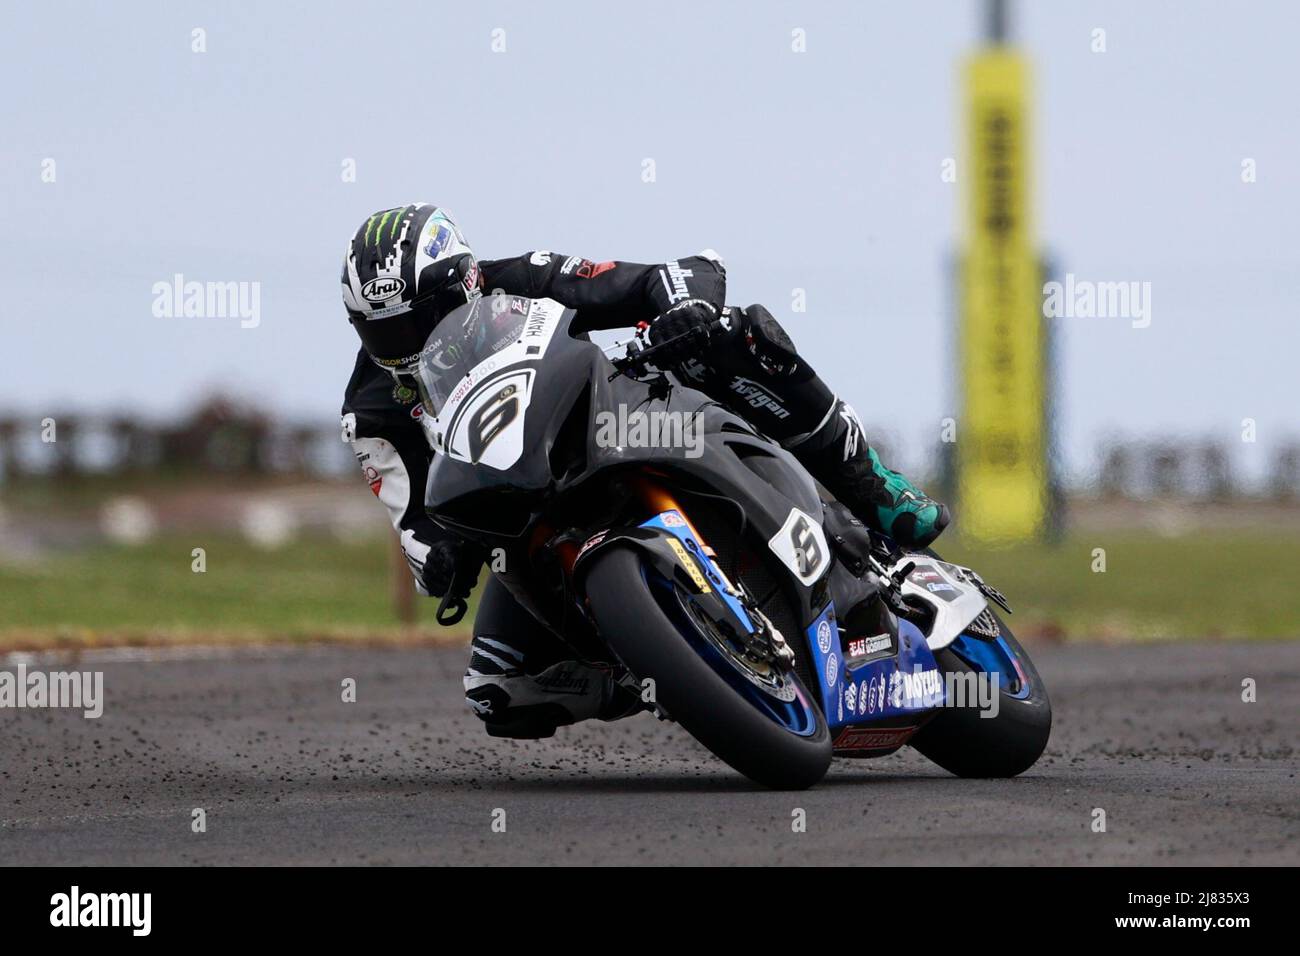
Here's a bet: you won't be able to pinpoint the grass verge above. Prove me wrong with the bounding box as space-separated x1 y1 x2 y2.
1 530 1296 649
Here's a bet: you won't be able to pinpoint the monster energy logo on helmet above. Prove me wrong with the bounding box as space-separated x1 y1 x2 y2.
342 203 471 318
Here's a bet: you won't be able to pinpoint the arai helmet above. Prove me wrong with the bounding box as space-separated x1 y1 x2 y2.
341 203 480 372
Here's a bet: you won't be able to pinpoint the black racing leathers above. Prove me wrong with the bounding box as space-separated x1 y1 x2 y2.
340 249 839 595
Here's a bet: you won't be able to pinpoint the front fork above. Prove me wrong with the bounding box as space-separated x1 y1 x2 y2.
563 474 795 672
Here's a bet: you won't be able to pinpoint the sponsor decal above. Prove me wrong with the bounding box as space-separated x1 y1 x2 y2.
666 538 710 594
424 223 454 260
462 258 480 293
816 618 833 654
523 312 552 339
844 681 858 713
883 667 943 708
577 259 615 279
728 377 791 420
529 250 552 266
926 582 958 593
866 676 880 714
847 633 892 658
363 465 382 496
577 530 607 559
361 276 406 302
904 667 943 700
833 726 917 753
910 566 943 582
660 511 686 528
825 652 839 687
360 206 410 250
533 669 590 695
361 299 414 320
658 260 694 303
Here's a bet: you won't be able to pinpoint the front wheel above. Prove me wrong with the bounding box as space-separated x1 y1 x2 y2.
909 614 1052 777
585 546 831 790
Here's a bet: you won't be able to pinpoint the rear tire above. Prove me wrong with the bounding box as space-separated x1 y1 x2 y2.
586 546 831 790
909 617 1051 777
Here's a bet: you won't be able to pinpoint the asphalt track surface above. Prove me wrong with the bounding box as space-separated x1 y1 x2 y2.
2 641 1296 865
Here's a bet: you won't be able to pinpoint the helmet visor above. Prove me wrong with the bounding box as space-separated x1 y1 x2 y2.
349 254 480 369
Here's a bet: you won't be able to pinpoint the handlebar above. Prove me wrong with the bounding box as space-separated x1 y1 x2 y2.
608 317 726 381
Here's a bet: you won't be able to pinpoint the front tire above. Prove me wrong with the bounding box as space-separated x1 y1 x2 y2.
586 546 831 790
909 616 1051 777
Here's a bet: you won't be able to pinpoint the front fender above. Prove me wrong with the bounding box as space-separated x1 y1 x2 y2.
572 513 756 637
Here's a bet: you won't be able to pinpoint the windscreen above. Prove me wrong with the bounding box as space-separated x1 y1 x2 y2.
413 296 530 417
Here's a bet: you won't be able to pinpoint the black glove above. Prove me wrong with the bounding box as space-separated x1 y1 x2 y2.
647 299 718 366
422 538 483 601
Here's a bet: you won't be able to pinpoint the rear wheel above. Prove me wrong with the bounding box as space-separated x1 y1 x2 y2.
586 546 831 790
909 613 1051 777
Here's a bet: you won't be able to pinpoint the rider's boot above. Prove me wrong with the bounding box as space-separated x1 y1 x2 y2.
790 400 950 549
463 638 643 739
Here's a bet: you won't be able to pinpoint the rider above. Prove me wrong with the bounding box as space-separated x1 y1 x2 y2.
341 203 949 738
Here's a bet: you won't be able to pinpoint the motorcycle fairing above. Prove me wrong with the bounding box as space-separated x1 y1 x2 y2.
889 554 997 652
419 296 567 470
421 301 948 739
804 605 944 730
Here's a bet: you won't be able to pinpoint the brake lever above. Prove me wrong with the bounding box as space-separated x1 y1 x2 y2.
863 552 913 616
608 323 714 381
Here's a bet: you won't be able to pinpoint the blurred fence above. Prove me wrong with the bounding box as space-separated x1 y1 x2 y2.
1094 440 1297 500
0 399 354 482
1 401 1298 500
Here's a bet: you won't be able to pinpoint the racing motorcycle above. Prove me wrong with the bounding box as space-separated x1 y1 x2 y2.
414 293 1052 790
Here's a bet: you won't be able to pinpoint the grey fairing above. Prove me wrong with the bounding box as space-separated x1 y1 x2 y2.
888 554 991 651
423 305 831 630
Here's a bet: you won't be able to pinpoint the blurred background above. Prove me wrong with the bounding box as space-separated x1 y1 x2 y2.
1 0 1296 647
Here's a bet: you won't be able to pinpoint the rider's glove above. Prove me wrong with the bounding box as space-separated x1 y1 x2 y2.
647 299 719 366
420 538 483 601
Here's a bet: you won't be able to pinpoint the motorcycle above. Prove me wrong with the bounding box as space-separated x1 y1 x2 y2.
413 293 1052 789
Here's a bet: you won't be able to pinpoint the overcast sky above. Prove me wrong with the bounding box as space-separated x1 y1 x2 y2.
3 0 1296 481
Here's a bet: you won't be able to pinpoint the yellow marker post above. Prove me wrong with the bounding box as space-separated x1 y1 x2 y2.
958 50 1048 544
